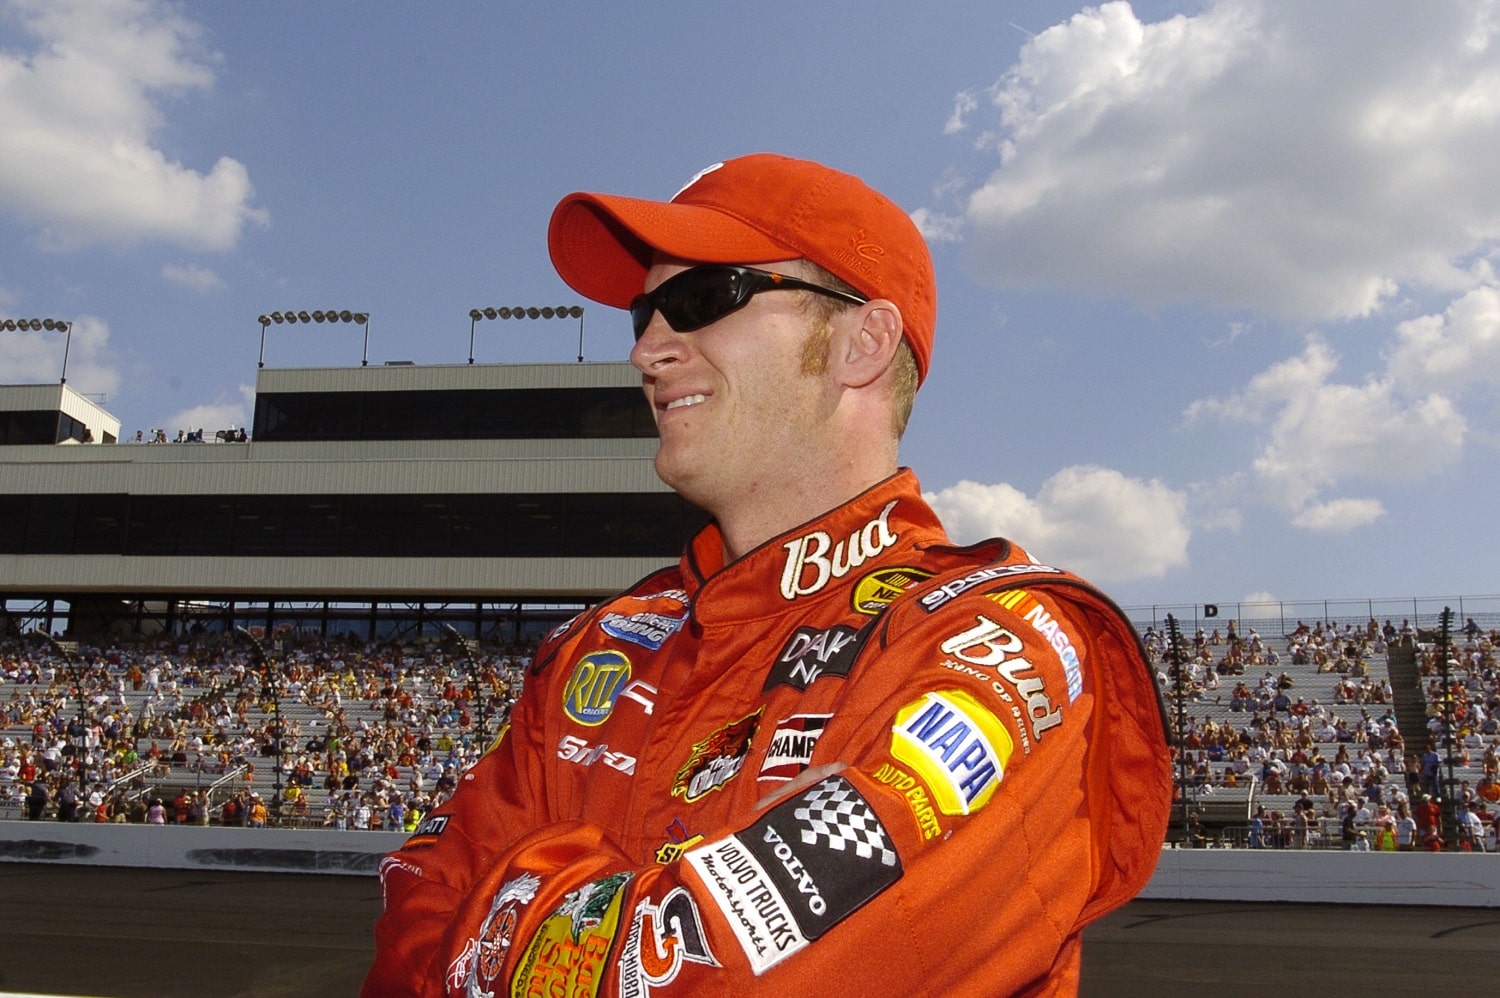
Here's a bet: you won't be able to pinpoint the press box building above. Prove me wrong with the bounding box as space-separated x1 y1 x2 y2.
0 361 705 644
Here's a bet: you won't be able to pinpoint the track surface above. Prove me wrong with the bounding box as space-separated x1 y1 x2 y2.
1 863 1497 996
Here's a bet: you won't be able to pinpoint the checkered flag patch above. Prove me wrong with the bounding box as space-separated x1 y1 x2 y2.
793 777 899 867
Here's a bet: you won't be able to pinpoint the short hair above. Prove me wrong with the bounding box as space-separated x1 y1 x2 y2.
795 261 920 438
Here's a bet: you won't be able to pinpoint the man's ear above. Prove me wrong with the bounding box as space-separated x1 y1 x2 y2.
836 300 903 389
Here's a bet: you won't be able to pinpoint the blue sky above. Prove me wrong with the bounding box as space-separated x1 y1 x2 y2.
2 0 1498 611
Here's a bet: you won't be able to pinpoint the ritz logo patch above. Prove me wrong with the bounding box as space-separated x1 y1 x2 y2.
779 500 900 600
684 775 902 975
561 650 632 726
672 709 762 802
890 689 1013 815
757 714 833 784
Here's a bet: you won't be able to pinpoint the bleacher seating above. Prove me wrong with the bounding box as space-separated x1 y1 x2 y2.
0 633 529 829
5 611 1497 851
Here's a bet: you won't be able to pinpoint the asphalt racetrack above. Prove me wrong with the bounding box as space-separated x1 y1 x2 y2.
2 863 1498 996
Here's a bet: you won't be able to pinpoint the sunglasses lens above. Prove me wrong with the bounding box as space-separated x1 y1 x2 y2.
632 267 751 339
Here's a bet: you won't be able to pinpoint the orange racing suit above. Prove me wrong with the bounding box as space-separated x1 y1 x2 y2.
364 470 1171 996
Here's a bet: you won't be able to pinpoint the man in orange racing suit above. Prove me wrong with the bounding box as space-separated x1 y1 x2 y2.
364 153 1171 996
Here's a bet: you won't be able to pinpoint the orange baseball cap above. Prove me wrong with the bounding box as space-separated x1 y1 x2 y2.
547 153 937 383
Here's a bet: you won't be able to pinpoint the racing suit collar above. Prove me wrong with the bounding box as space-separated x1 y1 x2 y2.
679 468 950 625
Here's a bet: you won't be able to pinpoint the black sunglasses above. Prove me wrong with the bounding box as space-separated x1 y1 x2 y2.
630 264 868 340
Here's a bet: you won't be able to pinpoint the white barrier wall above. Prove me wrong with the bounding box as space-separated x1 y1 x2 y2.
3 820 1498 907
1145 846 1500 906
0 819 406 876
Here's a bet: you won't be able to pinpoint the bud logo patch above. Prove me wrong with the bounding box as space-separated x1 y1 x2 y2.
780 500 899 600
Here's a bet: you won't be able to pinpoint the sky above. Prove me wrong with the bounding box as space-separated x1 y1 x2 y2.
1 0 1498 614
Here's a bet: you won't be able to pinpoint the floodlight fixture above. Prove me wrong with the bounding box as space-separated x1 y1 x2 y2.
467 304 586 364
257 309 371 367
0 317 73 383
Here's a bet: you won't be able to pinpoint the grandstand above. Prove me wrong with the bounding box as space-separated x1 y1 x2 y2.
0 357 709 827
1125 607 1500 850
2 360 1497 851
0 360 707 640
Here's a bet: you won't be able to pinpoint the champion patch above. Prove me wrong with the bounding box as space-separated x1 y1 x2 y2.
757 714 833 784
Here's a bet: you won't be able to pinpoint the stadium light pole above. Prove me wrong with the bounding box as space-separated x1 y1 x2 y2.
1437 608 1459 848
257 310 371 368
1 318 73 383
1163 615 1193 845
234 626 283 826
440 623 488 748
468 305 586 364
38 634 89 772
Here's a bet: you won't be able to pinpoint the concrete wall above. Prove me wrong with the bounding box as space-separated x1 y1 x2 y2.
0 819 405 876
4 819 1498 907
1144 846 1500 907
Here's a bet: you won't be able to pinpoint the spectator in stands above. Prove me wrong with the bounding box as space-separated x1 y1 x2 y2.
146 798 166 825
25 778 48 820
1340 803 1359 850
55 779 78 822
1420 744 1443 799
1415 794 1443 850
1459 803 1487 852
1372 805 1398 851
1394 802 1417 851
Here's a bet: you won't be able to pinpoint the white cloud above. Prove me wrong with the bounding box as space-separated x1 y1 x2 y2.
162 383 254 437
1387 283 1500 393
1289 498 1386 532
0 0 267 250
0 314 120 396
1187 335 1466 527
161 262 225 292
925 466 1191 583
938 0 1500 321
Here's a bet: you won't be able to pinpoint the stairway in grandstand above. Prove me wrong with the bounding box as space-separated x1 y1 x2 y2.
1385 638 1428 752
